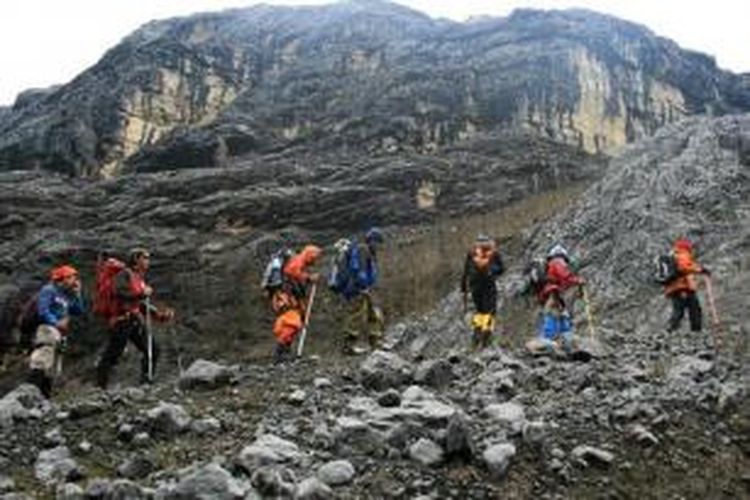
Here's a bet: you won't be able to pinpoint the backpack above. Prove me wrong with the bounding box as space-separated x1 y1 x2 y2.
328 239 358 295
653 253 679 284
261 248 293 295
93 257 127 319
18 292 41 350
521 258 547 295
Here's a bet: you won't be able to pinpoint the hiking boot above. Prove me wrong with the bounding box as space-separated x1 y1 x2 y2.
28 369 52 398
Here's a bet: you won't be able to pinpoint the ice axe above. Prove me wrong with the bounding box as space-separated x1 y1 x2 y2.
581 285 597 342
145 297 154 383
296 283 318 357
703 275 722 350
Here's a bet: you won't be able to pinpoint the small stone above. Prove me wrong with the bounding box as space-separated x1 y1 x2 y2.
192 417 221 435
409 438 444 466
571 445 614 467
288 390 307 405
313 378 332 389
56 482 84 499
483 443 516 478
77 441 92 454
295 476 334 499
316 459 356 486
117 423 135 442
377 389 401 408
628 424 659 446
133 432 150 445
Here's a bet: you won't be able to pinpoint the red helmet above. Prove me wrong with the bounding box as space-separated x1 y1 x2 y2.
674 238 693 251
50 265 78 282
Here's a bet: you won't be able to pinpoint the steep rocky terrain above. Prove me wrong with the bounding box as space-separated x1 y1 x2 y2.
0 114 748 499
1 1 749 176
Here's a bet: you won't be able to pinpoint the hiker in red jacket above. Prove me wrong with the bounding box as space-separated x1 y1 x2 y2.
96 248 173 389
664 238 710 332
536 243 585 352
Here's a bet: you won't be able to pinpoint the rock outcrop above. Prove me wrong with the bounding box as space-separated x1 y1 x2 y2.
1 2 748 176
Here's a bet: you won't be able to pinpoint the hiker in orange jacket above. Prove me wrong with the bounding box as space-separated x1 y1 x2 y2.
271 245 321 363
664 238 710 332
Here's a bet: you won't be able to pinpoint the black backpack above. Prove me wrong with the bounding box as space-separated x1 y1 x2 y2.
520 258 547 296
260 248 294 295
18 292 41 350
653 253 679 284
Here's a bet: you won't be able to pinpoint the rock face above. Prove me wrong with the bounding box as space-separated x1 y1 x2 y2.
0 3 748 176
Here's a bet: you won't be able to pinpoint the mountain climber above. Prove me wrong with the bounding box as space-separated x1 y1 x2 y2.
460 234 505 350
532 243 585 354
664 238 710 333
27 265 84 398
271 244 322 363
329 228 386 355
96 248 174 389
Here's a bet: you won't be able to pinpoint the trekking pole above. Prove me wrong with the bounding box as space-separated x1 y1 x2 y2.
703 275 721 350
296 283 317 357
581 285 597 342
145 297 154 383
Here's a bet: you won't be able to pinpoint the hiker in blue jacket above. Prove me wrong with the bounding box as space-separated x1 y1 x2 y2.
329 228 385 354
28 265 84 398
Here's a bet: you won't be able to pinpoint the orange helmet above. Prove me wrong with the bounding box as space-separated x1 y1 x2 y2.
674 238 693 252
50 265 78 282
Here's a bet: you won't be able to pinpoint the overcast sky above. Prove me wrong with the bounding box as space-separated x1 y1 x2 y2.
1 0 747 106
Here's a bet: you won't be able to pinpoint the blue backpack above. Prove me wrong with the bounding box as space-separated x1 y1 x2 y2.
328 240 376 298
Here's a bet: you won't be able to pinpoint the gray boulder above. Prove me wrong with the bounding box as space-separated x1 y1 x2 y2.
409 438 444 466
482 443 516 478
173 463 248 499
571 445 615 467
360 351 413 390
250 466 296 498
55 483 84 500
316 459 355 486
237 434 302 472
0 384 50 429
295 477 334 499
34 446 83 485
414 359 455 389
179 360 232 390
146 402 192 436
483 402 526 434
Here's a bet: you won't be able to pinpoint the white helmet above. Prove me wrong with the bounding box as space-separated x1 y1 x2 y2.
547 243 569 260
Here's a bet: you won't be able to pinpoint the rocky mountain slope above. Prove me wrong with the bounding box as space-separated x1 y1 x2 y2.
0 113 747 500
1 1 749 176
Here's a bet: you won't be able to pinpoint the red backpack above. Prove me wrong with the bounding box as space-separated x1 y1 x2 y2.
93 257 127 320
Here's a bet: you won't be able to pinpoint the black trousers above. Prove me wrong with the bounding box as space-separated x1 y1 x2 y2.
97 315 159 388
667 291 703 332
470 280 497 314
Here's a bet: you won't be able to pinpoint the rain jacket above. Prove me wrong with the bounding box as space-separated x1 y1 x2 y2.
538 256 584 302
37 283 84 328
664 247 704 296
